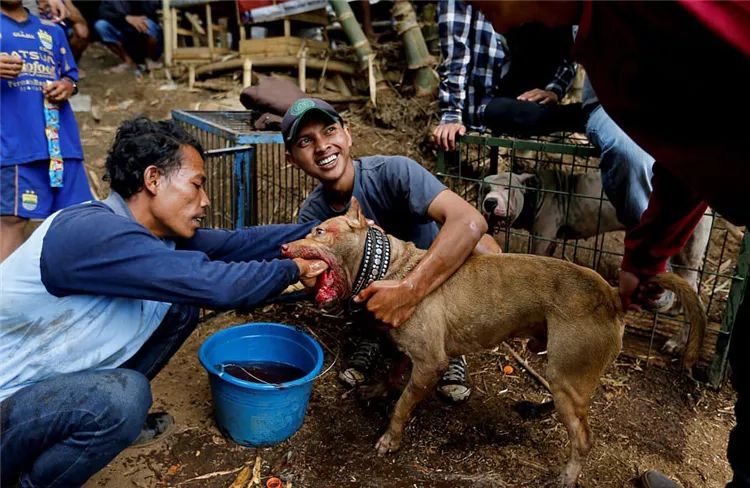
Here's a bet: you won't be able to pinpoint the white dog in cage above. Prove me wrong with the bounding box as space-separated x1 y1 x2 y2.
481 169 712 355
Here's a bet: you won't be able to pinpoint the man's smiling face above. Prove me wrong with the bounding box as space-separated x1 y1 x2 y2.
286 115 353 184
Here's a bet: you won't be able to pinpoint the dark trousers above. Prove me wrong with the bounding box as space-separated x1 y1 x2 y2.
483 98 585 138
0 304 198 487
728 271 750 487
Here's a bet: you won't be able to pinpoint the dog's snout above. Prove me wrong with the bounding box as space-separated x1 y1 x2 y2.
484 198 498 214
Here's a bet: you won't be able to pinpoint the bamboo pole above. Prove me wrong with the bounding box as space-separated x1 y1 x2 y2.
298 48 307 92
328 0 388 94
392 0 438 96
242 57 252 88
206 3 214 52
162 0 172 66
329 0 373 70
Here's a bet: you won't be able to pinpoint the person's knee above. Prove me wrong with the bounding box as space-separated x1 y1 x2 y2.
97 370 151 445
143 18 162 40
93 19 108 35
94 19 119 44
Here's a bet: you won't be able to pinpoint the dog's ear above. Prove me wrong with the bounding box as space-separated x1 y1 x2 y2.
517 173 536 183
345 197 369 228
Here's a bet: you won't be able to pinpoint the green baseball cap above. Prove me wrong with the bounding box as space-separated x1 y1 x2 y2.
281 98 342 146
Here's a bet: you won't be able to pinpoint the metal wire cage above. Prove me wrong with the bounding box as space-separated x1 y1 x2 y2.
437 133 749 386
172 110 319 227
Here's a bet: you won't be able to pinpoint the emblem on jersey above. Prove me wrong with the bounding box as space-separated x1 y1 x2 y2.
22 190 38 211
37 29 53 49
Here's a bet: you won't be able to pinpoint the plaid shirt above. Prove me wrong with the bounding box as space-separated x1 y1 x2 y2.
437 0 577 131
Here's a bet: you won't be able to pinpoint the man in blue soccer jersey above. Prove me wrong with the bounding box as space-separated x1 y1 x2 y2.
0 0 92 261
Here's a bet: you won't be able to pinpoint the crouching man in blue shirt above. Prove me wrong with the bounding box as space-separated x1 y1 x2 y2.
0 117 327 487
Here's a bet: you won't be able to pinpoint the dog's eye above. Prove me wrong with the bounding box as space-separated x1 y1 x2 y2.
314 227 326 236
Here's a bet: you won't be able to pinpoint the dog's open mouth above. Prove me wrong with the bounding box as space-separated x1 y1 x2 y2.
281 245 349 308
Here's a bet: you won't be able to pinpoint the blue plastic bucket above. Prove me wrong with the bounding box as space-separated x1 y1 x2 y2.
198 322 324 447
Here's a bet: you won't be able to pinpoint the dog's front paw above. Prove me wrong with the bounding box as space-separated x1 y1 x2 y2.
375 430 402 455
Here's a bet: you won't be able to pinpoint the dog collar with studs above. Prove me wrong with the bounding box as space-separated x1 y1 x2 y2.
351 226 391 296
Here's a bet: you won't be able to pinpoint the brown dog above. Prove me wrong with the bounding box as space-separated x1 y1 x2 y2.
281 199 706 487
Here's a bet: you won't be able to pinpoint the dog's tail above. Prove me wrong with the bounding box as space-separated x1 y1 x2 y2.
648 272 707 375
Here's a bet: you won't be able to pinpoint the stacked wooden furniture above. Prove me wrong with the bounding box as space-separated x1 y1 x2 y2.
162 0 234 87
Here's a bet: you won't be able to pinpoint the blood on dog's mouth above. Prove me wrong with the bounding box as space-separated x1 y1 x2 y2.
281 244 349 308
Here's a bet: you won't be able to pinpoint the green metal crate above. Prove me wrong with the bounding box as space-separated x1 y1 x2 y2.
437 133 748 387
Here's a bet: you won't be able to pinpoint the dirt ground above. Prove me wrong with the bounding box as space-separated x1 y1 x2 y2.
72 44 737 487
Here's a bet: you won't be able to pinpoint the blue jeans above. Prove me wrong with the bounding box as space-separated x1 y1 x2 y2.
0 304 198 487
94 18 163 64
585 105 654 229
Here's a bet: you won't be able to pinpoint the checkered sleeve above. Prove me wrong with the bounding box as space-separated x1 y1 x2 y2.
545 60 577 99
437 0 472 124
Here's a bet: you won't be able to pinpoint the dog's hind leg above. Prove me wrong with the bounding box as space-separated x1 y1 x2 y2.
546 318 621 487
375 357 446 455
549 382 593 488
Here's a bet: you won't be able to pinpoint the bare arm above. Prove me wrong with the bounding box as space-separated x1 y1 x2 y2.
355 190 497 326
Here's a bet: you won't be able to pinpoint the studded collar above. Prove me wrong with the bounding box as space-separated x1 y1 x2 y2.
351 226 391 296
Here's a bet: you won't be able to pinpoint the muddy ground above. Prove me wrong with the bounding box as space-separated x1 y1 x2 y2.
70 44 737 487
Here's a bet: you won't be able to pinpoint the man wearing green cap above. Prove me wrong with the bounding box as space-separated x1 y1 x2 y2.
282 98 501 403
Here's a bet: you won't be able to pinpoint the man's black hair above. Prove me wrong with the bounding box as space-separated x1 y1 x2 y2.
105 117 204 199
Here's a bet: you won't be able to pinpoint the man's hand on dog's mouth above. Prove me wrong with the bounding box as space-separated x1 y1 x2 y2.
293 258 329 289
354 279 422 327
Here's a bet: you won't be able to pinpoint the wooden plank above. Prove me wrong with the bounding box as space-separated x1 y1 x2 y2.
239 36 327 57
184 11 206 35
195 55 356 76
173 46 231 60
286 10 327 25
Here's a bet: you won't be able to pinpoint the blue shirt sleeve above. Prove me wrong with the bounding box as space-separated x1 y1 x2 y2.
53 22 78 82
178 222 317 262
40 204 310 310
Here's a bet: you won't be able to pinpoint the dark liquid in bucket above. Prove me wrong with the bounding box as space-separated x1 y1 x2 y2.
221 361 307 384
